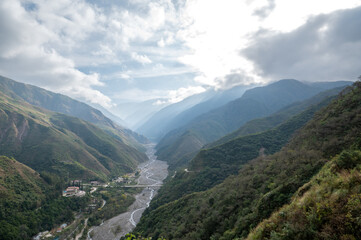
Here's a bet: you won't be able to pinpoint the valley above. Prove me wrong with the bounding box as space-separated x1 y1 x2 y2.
88 144 168 240
1 2 361 240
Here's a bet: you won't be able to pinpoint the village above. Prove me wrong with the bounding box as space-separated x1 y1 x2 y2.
33 171 140 240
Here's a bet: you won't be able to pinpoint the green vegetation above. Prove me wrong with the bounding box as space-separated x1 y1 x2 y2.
208 86 346 148
148 97 333 211
0 156 90 239
88 187 140 226
0 91 147 181
247 150 361 240
155 80 349 169
135 82 361 239
122 233 166 240
0 75 147 153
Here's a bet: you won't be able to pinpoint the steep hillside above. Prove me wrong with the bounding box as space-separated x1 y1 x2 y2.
156 80 350 169
0 76 146 151
149 95 335 211
135 82 361 239
0 156 89 239
0 92 147 181
0 156 46 211
247 149 361 240
209 86 347 148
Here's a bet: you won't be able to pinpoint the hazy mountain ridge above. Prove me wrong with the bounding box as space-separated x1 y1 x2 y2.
155 79 351 169
208 85 348 148
135 81 361 239
137 90 218 141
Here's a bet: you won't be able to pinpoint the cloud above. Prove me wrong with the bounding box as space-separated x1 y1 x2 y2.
0 0 113 108
131 52 152 64
168 86 207 103
253 0 276 19
1 0 361 111
243 6 361 81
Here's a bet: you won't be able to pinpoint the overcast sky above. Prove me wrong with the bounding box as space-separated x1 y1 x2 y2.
0 0 360 109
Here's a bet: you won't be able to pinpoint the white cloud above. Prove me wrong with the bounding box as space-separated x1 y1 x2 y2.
168 86 206 103
131 52 152 64
174 0 361 88
1 0 361 111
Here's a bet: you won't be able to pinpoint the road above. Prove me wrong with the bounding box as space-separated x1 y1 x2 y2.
88 144 168 240
75 218 88 240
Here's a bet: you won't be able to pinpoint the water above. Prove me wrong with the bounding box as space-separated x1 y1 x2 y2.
88 144 168 240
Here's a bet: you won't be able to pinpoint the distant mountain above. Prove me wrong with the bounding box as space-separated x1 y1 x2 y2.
90 102 129 127
0 76 147 151
0 89 147 181
156 79 352 169
137 90 217 141
137 85 249 141
135 81 361 240
208 85 347 148
110 98 169 130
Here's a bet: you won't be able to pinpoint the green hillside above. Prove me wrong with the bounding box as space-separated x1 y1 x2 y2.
134 82 361 239
208 86 346 148
0 76 147 152
0 92 147 181
247 149 361 240
155 80 350 169
148 96 335 211
0 156 90 239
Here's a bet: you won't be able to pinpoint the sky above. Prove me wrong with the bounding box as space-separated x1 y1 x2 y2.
0 0 361 111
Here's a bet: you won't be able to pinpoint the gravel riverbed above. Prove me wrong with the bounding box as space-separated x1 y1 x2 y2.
88 144 168 240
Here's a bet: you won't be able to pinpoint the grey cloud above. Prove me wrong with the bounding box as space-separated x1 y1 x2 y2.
215 72 254 89
244 6 361 81
253 0 276 19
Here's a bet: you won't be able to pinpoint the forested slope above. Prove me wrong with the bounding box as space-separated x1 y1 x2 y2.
156 80 350 169
0 91 147 181
149 95 335 211
135 82 361 239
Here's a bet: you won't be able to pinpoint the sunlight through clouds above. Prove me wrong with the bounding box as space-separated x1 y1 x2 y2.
0 0 360 109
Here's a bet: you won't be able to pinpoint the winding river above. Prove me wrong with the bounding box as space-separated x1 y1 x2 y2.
88 144 168 240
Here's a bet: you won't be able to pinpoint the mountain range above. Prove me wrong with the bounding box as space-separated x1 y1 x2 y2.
0 76 148 181
137 85 250 141
134 81 361 240
155 79 351 169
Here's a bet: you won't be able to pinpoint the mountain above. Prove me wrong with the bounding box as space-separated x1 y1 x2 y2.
134 81 361 239
0 90 147 181
89 102 129 127
137 90 217 141
148 91 339 211
111 98 169 130
155 80 352 169
208 86 347 148
137 85 250 142
0 76 146 152
154 85 250 141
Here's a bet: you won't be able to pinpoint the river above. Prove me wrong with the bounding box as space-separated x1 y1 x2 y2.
88 144 168 240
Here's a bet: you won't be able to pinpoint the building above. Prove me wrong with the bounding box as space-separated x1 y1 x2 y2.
63 186 79 196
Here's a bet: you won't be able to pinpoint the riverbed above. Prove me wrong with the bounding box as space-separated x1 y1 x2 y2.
88 144 168 240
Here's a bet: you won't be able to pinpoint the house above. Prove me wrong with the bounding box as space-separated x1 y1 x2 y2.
64 186 79 196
